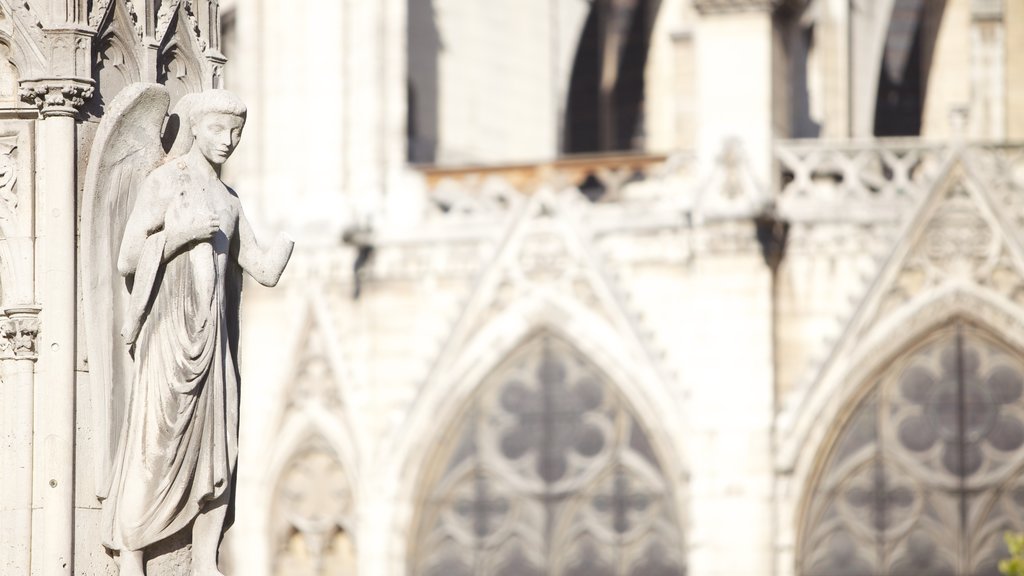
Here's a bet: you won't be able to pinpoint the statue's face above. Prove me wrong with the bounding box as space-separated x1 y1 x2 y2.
192 112 244 166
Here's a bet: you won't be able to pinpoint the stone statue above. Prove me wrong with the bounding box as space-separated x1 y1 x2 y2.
82 83 294 576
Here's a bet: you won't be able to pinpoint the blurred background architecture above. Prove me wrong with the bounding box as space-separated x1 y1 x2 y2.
1 0 1024 575
215 0 1024 574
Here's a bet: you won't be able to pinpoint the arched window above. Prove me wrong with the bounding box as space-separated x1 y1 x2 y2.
565 0 661 154
873 0 945 136
799 322 1024 576
272 439 355 576
410 335 685 575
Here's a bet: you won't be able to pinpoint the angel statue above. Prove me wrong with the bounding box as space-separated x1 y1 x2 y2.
82 83 294 576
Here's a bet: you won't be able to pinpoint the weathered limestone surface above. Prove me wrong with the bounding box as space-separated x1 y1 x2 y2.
82 82 291 575
2 1 1024 575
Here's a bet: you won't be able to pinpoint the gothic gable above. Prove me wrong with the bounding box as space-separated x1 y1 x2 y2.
824 155 1024 379
778 148 1024 481
425 187 668 392
0 0 46 78
87 0 143 117
277 297 358 436
156 0 207 105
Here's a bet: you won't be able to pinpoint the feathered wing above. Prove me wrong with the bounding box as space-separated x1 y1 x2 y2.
82 83 169 499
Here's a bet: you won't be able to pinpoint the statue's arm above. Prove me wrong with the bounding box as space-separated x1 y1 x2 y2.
236 205 294 287
117 176 167 276
117 174 221 277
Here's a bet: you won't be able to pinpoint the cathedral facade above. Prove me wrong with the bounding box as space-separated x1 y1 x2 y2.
1 0 1024 575
219 1 1024 574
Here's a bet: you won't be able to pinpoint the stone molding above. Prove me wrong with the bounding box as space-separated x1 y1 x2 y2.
0 306 41 360
156 0 206 50
693 0 783 15
0 131 21 226
89 0 144 38
19 78 94 117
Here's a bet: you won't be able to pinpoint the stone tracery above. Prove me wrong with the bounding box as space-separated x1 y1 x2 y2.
411 334 685 576
272 439 355 576
800 323 1024 576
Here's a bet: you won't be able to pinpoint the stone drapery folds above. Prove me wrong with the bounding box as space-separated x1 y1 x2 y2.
82 82 292 574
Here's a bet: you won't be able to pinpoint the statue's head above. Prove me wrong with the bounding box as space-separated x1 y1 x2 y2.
188 90 247 166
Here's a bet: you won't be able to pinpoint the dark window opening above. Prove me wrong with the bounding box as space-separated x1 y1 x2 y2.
565 0 660 154
873 0 946 136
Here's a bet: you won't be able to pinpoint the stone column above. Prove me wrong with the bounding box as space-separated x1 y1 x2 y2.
969 0 1005 139
690 2 781 565
0 308 40 576
1008 0 1024 139
685 222 776 576
20 77 92 576
693 0 781 187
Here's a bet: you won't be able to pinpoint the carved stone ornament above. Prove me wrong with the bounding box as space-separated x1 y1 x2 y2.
0 308 41 360
0 138 17 217
81 83 294 576
156 0 207 51
411 335 686 575
90 0 144 38
19 79 94 116
800 324 1024 576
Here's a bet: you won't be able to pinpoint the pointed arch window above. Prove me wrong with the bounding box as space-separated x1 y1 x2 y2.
411 334 686 575
800 322 1024 576
272 439 355 576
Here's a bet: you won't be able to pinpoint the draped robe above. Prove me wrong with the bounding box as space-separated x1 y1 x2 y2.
101 163 242 552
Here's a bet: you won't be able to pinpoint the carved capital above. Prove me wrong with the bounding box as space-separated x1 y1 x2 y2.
1 307 41 360
19 78 94 117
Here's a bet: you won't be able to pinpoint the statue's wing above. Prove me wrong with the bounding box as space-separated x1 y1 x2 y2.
82 83 169 499
165 92 202 159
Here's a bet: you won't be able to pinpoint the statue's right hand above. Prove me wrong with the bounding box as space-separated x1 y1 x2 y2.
189 211 221 241
167 209 220 245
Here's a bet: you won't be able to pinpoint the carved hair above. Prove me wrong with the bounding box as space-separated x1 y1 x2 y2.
188 89 247 127
166 89 247 158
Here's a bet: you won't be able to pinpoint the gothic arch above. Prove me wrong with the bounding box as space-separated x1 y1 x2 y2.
266 295 361 457
88 0 143 118
0 0 47 79
244 393 360 576
267 431 356 576
852 0 947 136
411 332 684 575
780 152 1024 473
779 288 1024 575
377 291 687 575
784 285 1024 480
793 316 1024 575
157 2 206 108
267 412 360 502
253 296 361 575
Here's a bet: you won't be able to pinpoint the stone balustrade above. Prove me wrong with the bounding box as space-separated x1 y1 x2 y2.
774 138 949 222
419 152 674 200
